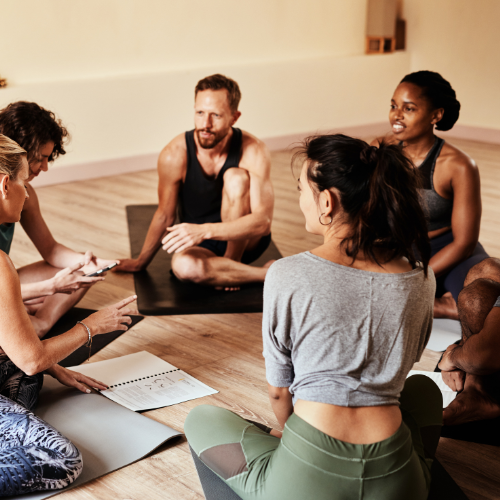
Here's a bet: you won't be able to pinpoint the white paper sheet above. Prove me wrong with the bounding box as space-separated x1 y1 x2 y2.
407 370 457 408
69 351 218 411
68 351 178 385
102 370 217 411
426 318 462 352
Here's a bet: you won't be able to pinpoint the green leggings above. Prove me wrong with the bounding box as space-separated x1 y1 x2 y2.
185 375 443 500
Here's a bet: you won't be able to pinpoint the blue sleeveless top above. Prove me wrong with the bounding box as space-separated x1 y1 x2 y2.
0 224 15 254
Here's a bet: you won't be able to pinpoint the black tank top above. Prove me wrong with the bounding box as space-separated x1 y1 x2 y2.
401 137 453 232
179 128 242 224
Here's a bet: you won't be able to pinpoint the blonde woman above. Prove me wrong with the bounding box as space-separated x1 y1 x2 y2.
0 134 136 496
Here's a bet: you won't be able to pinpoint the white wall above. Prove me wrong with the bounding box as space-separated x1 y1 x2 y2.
0 52 409 168
6 1 499 185
1 0 411 184
405 0 500 130
0 0 500 183
1 0 366 84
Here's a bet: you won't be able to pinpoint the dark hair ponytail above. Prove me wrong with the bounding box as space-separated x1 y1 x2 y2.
401 71 460 131
296 134 430 275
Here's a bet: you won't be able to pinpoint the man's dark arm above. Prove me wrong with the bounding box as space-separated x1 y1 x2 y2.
447 307 500 375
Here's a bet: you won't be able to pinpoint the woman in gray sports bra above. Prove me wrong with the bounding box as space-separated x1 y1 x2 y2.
376 71 488 319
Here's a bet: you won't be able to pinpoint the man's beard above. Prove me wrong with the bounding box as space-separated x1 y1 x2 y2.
195 128 228 149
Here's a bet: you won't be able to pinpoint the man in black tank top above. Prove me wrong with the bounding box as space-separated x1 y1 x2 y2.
116 74 275 288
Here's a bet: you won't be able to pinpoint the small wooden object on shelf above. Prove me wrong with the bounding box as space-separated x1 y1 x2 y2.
0 78 7 88
366 36 395 54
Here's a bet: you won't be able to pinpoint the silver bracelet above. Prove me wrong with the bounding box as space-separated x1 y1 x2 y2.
77 321 92 347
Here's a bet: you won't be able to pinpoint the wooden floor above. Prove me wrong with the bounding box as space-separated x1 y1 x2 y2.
10 137 500 500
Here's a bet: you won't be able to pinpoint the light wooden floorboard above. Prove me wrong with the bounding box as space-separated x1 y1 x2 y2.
9 137 500 500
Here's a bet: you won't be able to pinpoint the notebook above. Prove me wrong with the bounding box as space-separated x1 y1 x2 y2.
407 370 457 408
69 351 218 411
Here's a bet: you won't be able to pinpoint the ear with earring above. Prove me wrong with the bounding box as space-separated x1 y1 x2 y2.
319 213 333 226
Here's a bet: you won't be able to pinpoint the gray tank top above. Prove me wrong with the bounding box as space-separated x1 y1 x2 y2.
415 137 453 232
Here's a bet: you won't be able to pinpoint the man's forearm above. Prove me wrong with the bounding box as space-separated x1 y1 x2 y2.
207 212 271 242
136 210 175 268
450 337 500 375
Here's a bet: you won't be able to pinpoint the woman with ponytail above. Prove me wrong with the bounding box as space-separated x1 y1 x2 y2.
184 135 441 500
374 70 487 319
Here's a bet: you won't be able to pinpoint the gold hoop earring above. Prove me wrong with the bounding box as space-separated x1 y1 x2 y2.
319 213 333 226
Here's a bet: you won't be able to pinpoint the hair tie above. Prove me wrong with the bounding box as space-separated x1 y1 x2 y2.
359 145 379 168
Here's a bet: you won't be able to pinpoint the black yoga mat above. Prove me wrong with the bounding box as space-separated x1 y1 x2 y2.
440 417 500 446
126 205 283 316
44 307 144 367
428 459 469 500
435 358 500 446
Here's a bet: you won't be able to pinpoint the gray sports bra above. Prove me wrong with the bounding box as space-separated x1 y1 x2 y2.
402 137 453 232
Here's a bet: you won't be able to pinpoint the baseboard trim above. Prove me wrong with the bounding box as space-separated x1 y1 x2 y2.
261 122 391 151
437 124 500 145
31 153 158 188
31 122 500 188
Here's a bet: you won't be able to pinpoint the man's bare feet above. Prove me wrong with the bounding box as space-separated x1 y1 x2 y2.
443 374 500 425
434 292 459 320
215 260 276 292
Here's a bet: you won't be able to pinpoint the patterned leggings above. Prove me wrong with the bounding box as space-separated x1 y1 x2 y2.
0 354 83 497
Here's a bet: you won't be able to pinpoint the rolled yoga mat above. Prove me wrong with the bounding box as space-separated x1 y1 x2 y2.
44 307 144 367
7 376 182 500
126 204 283 315
189 446 468 500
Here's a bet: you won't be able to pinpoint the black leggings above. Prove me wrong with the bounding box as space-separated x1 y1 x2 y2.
431 231 489 303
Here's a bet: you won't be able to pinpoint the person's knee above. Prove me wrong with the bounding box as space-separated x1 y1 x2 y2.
171 253 210 284
29 316 50 338
464 258 500 287
223 168 250 201
401 375 443 427
63 442 84 485
185 405 237 454
185 405 219 437
458 278 500 336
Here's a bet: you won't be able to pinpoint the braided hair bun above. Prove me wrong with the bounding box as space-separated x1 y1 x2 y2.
401 71 460 131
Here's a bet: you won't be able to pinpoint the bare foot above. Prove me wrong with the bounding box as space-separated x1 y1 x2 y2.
434 292 459 320
215 260 276 292
443 374 500 425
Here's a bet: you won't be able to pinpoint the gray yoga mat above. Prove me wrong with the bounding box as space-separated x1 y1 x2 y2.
8 376 182 499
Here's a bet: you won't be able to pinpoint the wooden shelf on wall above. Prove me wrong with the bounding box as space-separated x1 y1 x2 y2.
366 36 395 54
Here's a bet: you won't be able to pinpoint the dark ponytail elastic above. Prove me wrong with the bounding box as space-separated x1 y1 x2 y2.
359 145 379 167
294 134 430 275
